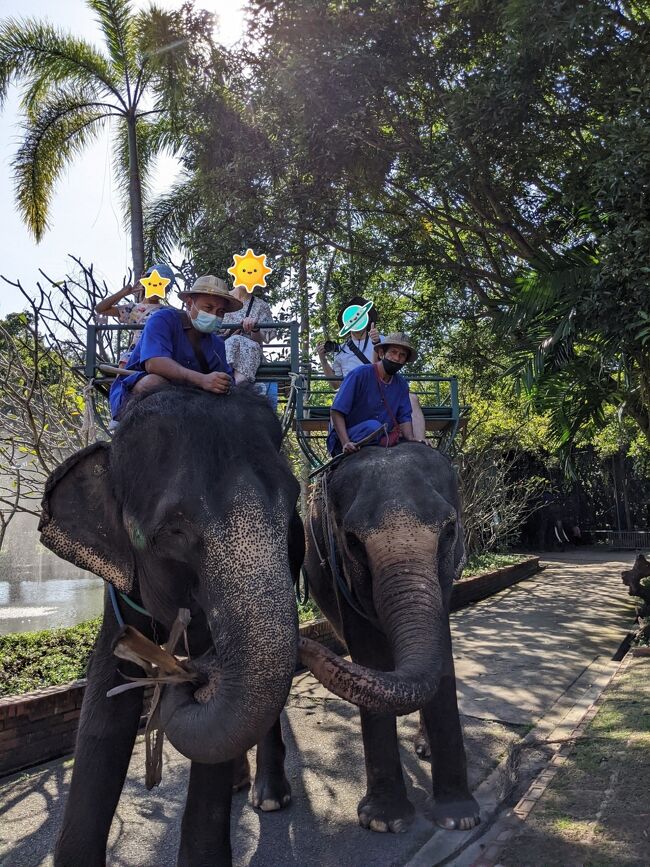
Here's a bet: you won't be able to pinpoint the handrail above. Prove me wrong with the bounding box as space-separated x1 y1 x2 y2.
86 320 299 380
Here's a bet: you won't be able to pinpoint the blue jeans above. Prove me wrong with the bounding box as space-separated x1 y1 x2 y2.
327 419 384 456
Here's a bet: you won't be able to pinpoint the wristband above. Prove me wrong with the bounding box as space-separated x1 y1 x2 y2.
252 325 260 332
372 340 381 346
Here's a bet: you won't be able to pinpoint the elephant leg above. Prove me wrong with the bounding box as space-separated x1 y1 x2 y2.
414 710 431 759
232 751 251 792
346 627 414 833
55 610 144 866
177 761 233 867
358 708 414 833
252 716 291 811
421 621 480 831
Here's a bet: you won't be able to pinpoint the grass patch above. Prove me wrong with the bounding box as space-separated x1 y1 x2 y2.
500 657 650 867
0 618 101 698
461 552 528 579
298 597 321 623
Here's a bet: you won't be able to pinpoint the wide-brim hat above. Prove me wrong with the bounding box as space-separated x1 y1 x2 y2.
376 331 418 363
337 295 378 328
178 275 243 312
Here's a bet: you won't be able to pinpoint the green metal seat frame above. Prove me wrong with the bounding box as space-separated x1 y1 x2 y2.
84 320 467 465
293 373 467 469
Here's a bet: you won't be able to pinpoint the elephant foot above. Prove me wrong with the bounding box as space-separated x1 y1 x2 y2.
358 791 414 833
414 729 431 760
232 752 250 793
429 793 481 831
252 770 292 812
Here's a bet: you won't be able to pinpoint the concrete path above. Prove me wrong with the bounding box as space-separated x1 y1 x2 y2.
0 550 636 867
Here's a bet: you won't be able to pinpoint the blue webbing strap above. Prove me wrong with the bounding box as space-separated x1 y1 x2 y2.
108 583 150 627
108 583 125 628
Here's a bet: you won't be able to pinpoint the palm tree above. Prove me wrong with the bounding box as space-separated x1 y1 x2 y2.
0 0 200 277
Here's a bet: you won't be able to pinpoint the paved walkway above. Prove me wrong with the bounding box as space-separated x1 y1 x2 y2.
0 550 636 867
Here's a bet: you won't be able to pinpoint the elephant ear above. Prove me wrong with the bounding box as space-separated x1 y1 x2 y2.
453 518 466 581
39 441 134 592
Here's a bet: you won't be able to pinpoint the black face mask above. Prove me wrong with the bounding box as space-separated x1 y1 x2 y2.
381 358 405 376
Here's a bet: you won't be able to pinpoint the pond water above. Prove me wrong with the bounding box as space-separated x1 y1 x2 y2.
0 513 104 635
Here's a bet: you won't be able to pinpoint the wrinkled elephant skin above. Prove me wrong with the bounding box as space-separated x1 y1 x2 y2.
303 443 480 834
39 386 303 867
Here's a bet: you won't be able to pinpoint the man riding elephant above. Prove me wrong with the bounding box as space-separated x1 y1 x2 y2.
40 384 303 866
327 331 426 456
109 274 241 421
301 439 480 834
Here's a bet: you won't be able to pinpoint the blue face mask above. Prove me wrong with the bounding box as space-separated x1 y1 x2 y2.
191 304 223 334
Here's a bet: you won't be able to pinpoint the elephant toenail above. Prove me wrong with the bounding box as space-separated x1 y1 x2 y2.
259 798 281 811
369 819 388 832
437 817 458 830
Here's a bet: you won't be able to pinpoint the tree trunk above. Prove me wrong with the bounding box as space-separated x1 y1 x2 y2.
126 115 145 280
298 239 310 517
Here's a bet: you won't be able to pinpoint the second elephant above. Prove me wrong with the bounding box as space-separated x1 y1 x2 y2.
301 443 480 833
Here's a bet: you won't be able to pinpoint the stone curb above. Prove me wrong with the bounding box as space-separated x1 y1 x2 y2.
464 651 634 867
406 653 628 867
0 557 540 779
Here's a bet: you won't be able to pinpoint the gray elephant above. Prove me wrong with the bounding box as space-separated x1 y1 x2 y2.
39 385 303 866
300 443 480 833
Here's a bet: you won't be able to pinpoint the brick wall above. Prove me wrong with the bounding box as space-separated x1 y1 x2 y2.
0 681 84 778
0 557 539 779
450 557 540 611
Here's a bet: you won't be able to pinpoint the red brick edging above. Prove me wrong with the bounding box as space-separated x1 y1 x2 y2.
451 556 540 611
0 557 539 779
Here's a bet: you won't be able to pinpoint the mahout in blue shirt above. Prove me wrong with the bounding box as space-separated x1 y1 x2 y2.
109 307 233 418
327 363 412 454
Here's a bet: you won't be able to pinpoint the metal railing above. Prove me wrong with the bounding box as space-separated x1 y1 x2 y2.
85 320 300 380
592 530 650 550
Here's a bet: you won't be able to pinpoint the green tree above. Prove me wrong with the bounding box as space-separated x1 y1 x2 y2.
0 0 214 277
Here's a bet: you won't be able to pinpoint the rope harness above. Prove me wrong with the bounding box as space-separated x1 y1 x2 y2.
107 586 194 789
309 468 380 628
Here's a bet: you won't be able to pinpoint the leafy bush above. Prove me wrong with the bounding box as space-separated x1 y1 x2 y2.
461 552 528 580
0 618 101 697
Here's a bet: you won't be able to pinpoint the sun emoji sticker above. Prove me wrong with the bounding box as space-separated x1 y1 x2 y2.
227 249 272 293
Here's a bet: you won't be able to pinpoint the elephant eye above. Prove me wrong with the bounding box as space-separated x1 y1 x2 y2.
344 532 364 558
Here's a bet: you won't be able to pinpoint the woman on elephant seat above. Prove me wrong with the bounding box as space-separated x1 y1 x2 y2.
318 297 427 439
327 332 426 456
108 275 241 421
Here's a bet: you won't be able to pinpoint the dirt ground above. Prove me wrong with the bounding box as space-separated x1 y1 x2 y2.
499 655 650 867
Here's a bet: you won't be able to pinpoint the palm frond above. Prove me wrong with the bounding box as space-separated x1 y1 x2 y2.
86 0 138 83
144 178 202 262
13 87 110 239
0 18 123 110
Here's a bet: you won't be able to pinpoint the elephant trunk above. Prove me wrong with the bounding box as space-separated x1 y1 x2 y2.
300 528 444 715
159 526 298 764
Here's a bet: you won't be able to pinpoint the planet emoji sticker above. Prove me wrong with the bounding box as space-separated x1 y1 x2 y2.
338 300 374 337
227 249 272 293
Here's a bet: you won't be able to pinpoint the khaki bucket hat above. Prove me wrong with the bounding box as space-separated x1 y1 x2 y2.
178 275 243 312
375 331 418 363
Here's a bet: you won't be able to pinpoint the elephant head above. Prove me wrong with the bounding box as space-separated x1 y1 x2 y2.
39 385 302 764
302 444 464 715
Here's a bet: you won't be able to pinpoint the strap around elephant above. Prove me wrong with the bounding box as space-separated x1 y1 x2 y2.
320 471 380 628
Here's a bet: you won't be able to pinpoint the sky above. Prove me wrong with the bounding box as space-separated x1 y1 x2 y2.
0 0 248 315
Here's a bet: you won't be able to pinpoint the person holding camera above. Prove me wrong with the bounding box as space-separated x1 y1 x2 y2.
317 295 426 440
316 295 381 389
